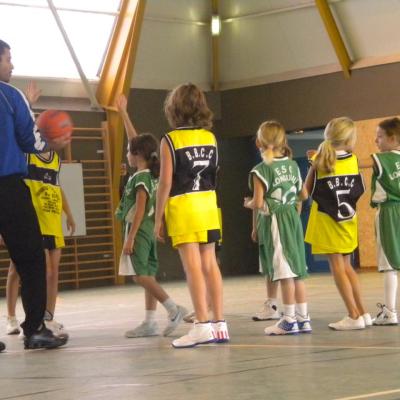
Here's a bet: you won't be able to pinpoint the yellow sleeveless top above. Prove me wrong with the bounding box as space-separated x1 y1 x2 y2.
24 151 63 237
164 128 220 236
305 152 365 254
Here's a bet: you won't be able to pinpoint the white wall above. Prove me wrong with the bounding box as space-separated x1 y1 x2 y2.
132 0 212 90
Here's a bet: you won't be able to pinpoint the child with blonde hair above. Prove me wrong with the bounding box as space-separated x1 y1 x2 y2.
244 120 311 335
155 83 229 348
305 117 371 330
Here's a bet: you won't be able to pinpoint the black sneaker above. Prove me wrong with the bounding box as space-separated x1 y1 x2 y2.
0 341 5 353
24 326 68 350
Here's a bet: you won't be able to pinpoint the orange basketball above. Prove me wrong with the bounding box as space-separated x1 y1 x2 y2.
36 110 73 139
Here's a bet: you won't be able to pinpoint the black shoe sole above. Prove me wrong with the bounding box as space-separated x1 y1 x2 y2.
24 336 68 350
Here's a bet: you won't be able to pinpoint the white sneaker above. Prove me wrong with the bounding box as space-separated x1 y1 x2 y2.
362 313 373 327
264 315 299 335
212 320 230 343
183 311 196 324
373 303 398 326
45 319 69 339
253 300 280 321
163 305 187 336
172 322 216 348
296 314 312 333
6 316 20 335
125 321 159 338
328 316 365 331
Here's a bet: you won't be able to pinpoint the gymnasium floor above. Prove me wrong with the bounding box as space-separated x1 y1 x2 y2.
1 272 400 400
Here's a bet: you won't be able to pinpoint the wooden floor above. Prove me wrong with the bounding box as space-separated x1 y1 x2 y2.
1 272 400 400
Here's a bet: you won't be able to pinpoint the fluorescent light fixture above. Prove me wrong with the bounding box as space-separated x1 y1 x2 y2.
211 14 221 36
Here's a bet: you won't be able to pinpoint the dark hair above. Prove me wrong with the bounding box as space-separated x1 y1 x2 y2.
129 133 160 178
0 40 10 59
164 83 213 130
378 117 400 142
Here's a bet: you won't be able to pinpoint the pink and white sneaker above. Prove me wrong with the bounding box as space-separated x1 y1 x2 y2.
212 320 230 343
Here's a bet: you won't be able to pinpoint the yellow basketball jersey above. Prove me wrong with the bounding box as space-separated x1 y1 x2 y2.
24 151 63 237
164 128 220 236
305 152 365 254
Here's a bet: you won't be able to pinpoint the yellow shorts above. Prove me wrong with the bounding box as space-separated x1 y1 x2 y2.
171 229 220 248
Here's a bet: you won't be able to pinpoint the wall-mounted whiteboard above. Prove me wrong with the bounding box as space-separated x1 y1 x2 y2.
60 163 86 237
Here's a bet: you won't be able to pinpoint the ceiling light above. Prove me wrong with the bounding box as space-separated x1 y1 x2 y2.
211 14 221 36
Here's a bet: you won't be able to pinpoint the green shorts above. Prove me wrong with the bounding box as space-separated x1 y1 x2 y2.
132 229 158 276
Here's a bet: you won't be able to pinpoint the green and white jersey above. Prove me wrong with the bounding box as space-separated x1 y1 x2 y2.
371 151 400 206
249 158 307 281
115 169 157 236
249 157 303 214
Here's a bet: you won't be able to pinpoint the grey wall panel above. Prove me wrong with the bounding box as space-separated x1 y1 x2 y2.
221 62 400 136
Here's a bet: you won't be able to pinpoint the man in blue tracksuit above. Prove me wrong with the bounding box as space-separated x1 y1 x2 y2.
0 39 70 351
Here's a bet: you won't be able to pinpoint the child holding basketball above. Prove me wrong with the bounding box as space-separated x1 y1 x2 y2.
6 150 75 337
6 84 74 337
115 94 187 338
359 117 400 325
154 83 229 348
244 120 311 335
305 117 371 330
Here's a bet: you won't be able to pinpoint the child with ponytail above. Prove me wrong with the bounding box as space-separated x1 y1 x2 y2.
305 117 371 330
244 120 311 335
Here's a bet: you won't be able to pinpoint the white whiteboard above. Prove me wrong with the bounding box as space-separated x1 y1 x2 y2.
60 163 87 237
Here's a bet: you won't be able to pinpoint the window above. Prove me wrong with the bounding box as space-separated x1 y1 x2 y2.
0 1 121 80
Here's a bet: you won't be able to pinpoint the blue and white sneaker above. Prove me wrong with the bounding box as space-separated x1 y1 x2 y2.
264 315 299 335
296 314 312 333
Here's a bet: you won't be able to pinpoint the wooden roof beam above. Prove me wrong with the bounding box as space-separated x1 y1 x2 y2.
315 0 352 79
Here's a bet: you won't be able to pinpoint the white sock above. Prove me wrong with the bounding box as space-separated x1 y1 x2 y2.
384 271 398 311
267 298 278 307
295 303 308 317
145 310 156 323
162 298 178 318
283 304 295 318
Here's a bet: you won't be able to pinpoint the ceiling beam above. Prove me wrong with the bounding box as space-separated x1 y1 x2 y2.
96 0 145 106
315 0 352 79
96 0 146 279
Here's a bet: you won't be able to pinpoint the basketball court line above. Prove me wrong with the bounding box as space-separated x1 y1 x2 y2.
1 341 400 356
333 388 400 400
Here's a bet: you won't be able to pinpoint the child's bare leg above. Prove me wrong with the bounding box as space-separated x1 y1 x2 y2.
294 279 307 304
144 287 158 311
266 277 279 299
6 262 19 317
200 243 223 321
133 275 169 305
280 278 296 316
178 243 208 322
343 255 366 315
328 254 359 319
46 249 61 316
294 278 309 317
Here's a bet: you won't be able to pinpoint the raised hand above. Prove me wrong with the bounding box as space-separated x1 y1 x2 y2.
115 94 128 113
25 81 41 106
